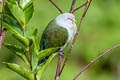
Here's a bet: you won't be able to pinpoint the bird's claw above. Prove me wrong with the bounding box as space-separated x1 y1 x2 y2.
58 51 64 57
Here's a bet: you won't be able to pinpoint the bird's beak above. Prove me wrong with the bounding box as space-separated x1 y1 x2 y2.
72 19 77 23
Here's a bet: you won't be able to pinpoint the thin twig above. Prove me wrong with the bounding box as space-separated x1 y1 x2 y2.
0 0 2 3
69 0 77 13
49 0 63 14
72 1 88 13
26 48 32 70
59 0 92 76
0 0 5 34
0 29 6 48
0 0 6 48
73 44 120 80
55 52 64 80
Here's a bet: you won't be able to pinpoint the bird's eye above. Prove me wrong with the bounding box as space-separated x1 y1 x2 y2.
67 18 72 21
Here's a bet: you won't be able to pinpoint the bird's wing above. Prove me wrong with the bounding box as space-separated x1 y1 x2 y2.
40 20 68 50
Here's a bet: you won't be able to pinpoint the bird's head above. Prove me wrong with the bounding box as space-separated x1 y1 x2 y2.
56 13 77 27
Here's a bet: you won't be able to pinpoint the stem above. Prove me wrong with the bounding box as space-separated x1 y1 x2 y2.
59 0 92 76
73 44 120 80
72 1 88 13
22 23 32 70
55 52 63 80
49 0 63 14
0 0 5 35
69 0 77 13
22 27 26 37
0 0 6 48
26 48 32 70
0 29 6 48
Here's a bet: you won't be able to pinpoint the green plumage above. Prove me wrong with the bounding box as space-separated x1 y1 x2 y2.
40 20 68 50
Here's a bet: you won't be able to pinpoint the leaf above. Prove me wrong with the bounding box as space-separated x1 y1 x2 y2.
30 36 39 71
0 15 29 47
31 48 39 71
32 28 38 37
30 36 40 51
19 0 33 9
12 32 29 48
4 44 29 65
3 62 35 80
36 53 58 80
2 22 29 47
38 47 59 61
7 0 16 4
4 43 25 53
4 2 15 18
5 0 34 26
7 2 25 26
4 14 23 32
24 3 34 24
34 62 45 75
0 13 23 35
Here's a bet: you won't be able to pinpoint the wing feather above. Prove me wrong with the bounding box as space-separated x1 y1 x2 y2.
40 20 68 50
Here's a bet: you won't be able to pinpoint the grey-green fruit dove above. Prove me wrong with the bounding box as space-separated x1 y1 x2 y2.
40 13 77 51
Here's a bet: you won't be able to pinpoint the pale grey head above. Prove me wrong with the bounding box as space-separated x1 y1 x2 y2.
56 13 77 28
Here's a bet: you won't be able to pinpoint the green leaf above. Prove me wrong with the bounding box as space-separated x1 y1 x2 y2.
0 16 29 48
5 0 34 26
12 32 29 47
1 22 29 47
30 37 39 71
32 28 38 37
36 53 58 80
30 36 40 51
19 0 33 9
4 2 15 18
2 22 29 47
0 13 23 35
34 62 45 75
7 2 25 26
4 43 25 53
3 62 35 80
24 3 34 24
4 44 29 65
31 48 39 71
7 0 17 4
38 47 59 61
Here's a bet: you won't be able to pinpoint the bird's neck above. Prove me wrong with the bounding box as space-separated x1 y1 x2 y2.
55 18 77 46
55 18 74 31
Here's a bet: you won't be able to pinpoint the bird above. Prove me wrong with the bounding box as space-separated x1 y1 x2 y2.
40 13 77 58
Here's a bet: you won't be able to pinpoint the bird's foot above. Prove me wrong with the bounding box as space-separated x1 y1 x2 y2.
58 51 64 57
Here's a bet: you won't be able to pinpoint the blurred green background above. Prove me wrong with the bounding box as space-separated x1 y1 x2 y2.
0 0 120 80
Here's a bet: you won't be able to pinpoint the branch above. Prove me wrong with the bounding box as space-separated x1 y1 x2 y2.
59 0 92 76
0 0 2 3
49 0 63 14
69 0 77 13
55 52 64 80
0 29 6 48
26 48 32 70
73 43 120 80
0 0 6 48
71 1 88 13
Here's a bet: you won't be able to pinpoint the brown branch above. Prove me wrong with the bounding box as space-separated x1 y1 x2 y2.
59 0 92 76
49 0 63 14
69 0 77 13
55 52 63 80
0 29 6 48
71 1 88 13
73 43 120 80
0 0 6 48
26 48 32 70
0 0 2 3
0 0 5 33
